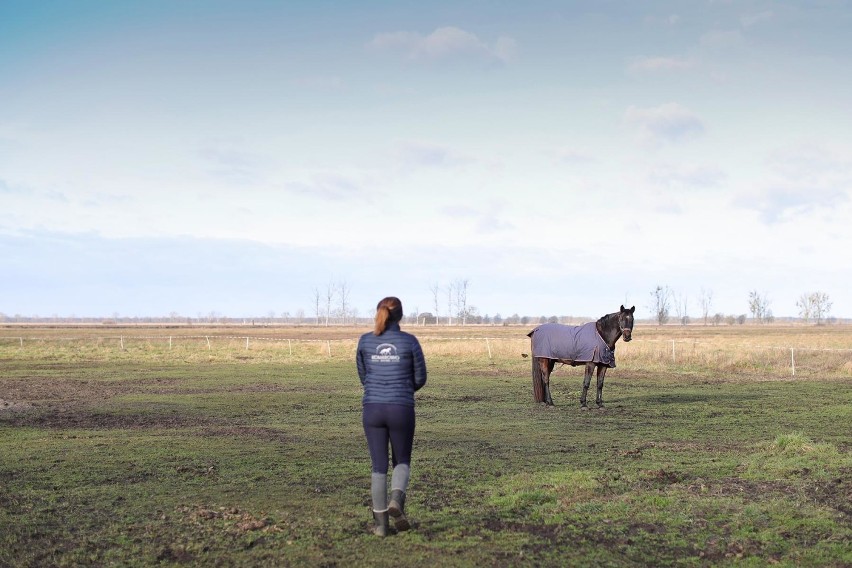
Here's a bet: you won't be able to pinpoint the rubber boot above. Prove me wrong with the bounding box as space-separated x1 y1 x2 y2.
388 489 410 531
372 510 389 537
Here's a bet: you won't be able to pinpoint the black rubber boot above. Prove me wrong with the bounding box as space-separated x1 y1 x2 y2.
372 510 389 537
388 490 410 531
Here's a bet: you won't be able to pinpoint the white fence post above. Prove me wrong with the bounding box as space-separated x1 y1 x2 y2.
246 337 250 351
485 338 492 359
791 348 795 377
288 339 292 356
206 336 211 350
671 340 675 363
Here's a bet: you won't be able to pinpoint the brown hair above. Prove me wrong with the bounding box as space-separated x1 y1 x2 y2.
374 296 403 335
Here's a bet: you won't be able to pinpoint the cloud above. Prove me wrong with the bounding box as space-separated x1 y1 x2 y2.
439 203 515 234
199 143 267 186
644 14 681 26
740 11 773 28
552 147 595 165
647 164 726 189
0 179 22 195
700 30 744 49
624 103 705 145
628 56 694 74
0 178 68 202
735 144 852 222
395 140 474 169
368 26 517 63
281 173 372 202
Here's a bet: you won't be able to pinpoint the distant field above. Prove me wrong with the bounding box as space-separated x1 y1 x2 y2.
1 325 850 566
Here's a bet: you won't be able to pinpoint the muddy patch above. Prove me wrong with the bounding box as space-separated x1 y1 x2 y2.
0 398 32 412
200 425 298 444
1 407 219 430
807 468 852 519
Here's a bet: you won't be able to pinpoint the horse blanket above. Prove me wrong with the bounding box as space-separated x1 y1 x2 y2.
527 322 615 368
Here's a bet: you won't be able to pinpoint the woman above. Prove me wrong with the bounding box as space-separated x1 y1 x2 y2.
356 296 427 536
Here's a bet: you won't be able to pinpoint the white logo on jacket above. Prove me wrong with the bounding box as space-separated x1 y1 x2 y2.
372 343 400 362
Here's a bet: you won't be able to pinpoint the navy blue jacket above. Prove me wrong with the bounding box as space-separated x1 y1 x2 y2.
356 322 427 406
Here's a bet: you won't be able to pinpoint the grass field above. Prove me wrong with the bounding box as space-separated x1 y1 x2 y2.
1 324 851 567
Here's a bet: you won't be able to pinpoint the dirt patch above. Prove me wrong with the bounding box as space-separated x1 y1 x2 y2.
0 399 32 412
481 517 562 541
200 426 297 444
1 407 218 430
0 377 116 404
683 477 796 499
807 468 852 520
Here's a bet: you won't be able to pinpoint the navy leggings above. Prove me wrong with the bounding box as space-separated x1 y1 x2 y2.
362 403 415 474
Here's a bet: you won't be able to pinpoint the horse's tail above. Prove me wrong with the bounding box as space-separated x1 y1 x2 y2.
530 338 546 403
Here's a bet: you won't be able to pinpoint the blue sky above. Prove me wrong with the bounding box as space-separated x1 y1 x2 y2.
2 1 851 320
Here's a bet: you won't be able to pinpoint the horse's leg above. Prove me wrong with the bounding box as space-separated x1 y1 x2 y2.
532 357 546 403
595 365 608 408
580 362 594 409
543 359 556 406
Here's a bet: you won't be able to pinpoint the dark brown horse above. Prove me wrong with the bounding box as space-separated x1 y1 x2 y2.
526 306 634 409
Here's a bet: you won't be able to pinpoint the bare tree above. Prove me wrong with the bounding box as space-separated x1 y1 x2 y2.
430 283 441 325
337 280 351 325
649 285 672 325
446 281 455 325
674 293 690 325
699 288 713 326
312 288 322 325
324 282 336 326
455 279 469 325
796 293 812 322
811 292 832 324
798 291 832 325
748 290 772 323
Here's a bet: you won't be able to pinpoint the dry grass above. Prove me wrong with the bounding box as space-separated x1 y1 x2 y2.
2 323 851 379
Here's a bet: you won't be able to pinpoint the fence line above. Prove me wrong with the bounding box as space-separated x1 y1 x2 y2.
4 336 851 349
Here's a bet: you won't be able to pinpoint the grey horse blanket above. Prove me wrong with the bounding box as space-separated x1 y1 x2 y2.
528 322 615 368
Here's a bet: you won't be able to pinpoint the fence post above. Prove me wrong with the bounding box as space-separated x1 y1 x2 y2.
791 348 795 377
246 337 249 351
169 336 172 349
288 339 292 356
206 336 211 350
19 337 23 348
327 341 331 357
671 340 675 363
485 338 492 359
120 336 124 350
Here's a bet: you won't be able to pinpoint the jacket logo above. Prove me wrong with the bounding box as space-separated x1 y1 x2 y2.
372 343 400 362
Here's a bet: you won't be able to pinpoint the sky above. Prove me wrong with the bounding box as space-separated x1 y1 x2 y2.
2 0 852 321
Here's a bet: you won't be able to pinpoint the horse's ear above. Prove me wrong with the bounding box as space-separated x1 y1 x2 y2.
629 306 635 314
620 304 625 311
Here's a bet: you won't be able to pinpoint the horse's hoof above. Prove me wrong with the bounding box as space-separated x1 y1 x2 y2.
596 405 606 411
580 405 589 411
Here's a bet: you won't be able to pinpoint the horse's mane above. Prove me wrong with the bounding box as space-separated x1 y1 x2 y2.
596 311 619 328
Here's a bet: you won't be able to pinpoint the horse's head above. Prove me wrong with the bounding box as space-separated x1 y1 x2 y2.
618 305 635 342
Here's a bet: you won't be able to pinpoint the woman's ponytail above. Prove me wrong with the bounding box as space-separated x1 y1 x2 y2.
373 296 403 335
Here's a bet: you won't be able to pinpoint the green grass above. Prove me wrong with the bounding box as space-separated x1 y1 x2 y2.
1 350 850 567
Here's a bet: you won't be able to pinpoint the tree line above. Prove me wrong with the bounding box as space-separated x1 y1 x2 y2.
648 286 835 326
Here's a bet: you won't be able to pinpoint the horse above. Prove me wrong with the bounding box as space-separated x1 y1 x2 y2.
526 305 635 409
